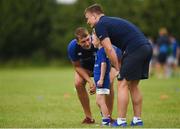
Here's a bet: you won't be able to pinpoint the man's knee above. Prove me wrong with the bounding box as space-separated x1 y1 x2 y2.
75 79 85 89
129 80 139 87
74 72 86 88
118 79 128 88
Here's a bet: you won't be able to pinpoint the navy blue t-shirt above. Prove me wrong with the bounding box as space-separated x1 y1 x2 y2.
95 16 149 54
156 35 170 54
68 39 97 71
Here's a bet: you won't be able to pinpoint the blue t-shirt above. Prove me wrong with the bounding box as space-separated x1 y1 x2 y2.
67 39 97 71
94 47 111 79
171 40 179 58
113 45 122 60
95 16 149 54
156 35 169 54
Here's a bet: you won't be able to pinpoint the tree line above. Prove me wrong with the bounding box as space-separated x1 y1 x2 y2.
0 0 179 63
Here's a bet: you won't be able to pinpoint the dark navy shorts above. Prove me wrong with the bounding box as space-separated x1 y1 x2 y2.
158 52 168 64
118 44 153 81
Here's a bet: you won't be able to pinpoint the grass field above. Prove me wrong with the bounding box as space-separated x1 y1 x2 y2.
0 67 180 128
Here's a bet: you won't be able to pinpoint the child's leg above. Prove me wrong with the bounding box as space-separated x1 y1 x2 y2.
96 94 111 125
96 94 109 117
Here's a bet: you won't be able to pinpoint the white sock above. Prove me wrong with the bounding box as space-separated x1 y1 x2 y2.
102 116 110 119
133 116 142 123
117 117 126 125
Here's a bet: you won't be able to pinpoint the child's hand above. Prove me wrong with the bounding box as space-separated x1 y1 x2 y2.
97 79 103 87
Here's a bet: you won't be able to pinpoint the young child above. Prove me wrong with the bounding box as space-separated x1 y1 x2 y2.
92 32 111 126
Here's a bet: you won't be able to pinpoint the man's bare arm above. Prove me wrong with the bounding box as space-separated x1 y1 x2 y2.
101 37 119 71
72 61 93 84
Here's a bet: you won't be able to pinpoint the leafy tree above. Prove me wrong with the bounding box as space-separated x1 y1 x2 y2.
0 0 179 63
0 0 56 60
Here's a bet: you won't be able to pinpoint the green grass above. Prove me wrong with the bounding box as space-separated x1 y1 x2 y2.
0 67 180 128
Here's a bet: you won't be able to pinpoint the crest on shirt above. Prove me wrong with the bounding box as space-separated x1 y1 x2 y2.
94 64 99 67
78 52 82 56
98 35 102 39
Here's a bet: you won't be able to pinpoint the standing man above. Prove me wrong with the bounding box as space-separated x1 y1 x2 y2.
84 4 152 127
67 27 117 124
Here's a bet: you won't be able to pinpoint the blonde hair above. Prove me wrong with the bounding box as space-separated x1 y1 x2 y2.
74 27 89 41
159 27 168 36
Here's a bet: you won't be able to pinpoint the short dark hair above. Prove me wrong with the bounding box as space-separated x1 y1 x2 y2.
74 27 89 41
84 4 104 15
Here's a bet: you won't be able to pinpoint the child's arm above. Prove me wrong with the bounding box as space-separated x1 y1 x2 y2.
97 62 106 87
